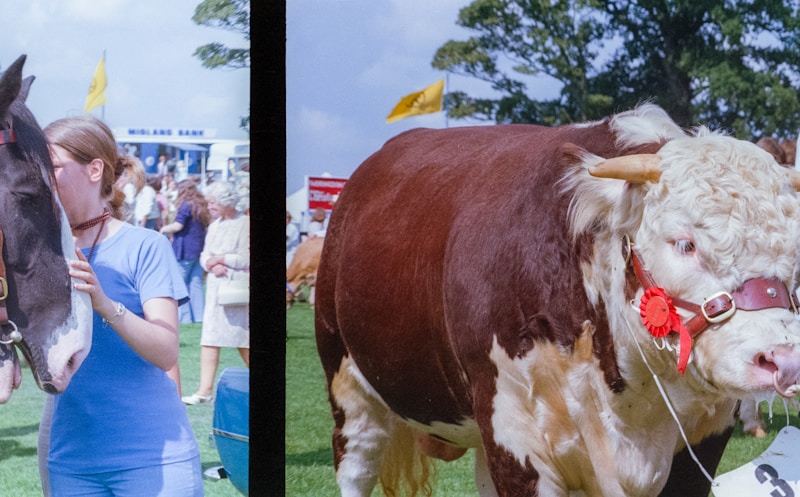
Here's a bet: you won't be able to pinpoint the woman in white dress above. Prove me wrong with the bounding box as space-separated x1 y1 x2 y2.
182 181 249 405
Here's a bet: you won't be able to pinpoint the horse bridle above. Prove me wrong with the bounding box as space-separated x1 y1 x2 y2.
0 126 21 346
0 129 14 146
0 229 21 346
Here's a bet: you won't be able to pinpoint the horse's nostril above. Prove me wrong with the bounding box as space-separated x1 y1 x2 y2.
66 351 85 374
42 383 58 394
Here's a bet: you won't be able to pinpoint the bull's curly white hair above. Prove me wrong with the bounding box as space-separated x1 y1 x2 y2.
204 181 239 208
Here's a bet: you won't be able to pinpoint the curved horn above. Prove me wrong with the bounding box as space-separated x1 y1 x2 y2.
588 154 661 183
788 169 800 191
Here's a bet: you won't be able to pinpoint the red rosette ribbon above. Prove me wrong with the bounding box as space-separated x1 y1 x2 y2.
640 287 673 337
640 287 692 375
672 318 692 375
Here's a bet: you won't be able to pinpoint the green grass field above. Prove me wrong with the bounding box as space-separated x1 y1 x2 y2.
0 323 245 496
286 302 800 496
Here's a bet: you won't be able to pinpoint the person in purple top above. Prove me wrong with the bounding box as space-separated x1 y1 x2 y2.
160 179 211 324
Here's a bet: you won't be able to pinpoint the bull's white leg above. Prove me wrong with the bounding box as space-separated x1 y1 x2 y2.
330 356 394 497
474 444 499 497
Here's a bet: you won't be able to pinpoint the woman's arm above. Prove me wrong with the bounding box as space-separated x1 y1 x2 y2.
100 297 180 371
69 253 180 371
160 201 188 235
199 221 215 270
224 219 250 270
159 220 184 235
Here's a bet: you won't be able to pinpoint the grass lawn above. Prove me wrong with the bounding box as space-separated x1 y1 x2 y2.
286 302 799 496
0 323 245 496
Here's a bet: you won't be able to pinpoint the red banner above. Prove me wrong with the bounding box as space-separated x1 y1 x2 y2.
308 176 347 211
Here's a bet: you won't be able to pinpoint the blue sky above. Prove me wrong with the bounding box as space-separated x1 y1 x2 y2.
0 1 250 143
285 0 562 195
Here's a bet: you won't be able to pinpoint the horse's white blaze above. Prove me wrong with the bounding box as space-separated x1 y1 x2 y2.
42 191 92 392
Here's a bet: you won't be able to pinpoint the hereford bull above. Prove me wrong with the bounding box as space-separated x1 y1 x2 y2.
315 104 800 496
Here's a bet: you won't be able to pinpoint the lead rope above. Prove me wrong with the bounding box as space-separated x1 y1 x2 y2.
621 314 716 486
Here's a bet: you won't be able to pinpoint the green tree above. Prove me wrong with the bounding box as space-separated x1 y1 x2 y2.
434 0 800 138
434 0 612 125
192 0 250 132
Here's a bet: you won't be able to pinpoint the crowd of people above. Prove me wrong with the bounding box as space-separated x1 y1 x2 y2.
36 114 250 496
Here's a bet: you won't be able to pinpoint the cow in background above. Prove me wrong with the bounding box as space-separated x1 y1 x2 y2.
315 104 800 496
286 236 323 309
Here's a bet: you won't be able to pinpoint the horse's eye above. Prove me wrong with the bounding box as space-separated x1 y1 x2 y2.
675 239 695 255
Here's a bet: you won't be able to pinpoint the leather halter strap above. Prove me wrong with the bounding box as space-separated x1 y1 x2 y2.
0 127 21 345
0 228 9 324
0 128 15 146
0 125 14 325
0 125 12 325
630 245 798 338
0 228 20 345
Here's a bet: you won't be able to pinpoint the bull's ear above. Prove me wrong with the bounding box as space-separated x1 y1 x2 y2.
589 154 661 183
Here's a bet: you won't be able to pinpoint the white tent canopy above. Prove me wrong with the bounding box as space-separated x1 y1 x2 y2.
286 187 307 227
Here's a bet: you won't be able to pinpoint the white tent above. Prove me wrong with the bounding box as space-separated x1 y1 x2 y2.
286 187 307 227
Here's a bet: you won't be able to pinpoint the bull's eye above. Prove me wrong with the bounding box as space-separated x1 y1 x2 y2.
675 239 695 255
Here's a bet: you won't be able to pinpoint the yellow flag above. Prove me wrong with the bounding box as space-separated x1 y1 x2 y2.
386 79 444 123
84 56 107 113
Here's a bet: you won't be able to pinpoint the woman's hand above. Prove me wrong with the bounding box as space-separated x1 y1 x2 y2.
70 249 115 318
207 255 225 267
210 263 228 277
206 255 227 276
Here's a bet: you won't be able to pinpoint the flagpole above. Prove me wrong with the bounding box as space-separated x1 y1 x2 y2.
445 74 449 129
101 49 106 121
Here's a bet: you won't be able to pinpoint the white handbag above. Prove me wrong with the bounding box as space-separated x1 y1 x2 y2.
217 273 249 306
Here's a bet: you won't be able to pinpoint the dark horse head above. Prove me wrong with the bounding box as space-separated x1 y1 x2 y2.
0 55 92 402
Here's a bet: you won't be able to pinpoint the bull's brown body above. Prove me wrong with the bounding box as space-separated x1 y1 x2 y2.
316 106 800 496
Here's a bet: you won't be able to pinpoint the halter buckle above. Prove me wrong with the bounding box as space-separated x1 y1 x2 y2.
701 291 736 323
0 277 7 301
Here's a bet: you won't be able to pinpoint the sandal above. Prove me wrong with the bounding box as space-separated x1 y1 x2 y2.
182 393 212 405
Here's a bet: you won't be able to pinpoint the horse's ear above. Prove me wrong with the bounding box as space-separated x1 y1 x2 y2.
19 76 35 104
0 55 25 117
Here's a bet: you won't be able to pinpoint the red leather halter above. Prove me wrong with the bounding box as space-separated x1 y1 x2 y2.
626 238 799 339
0 126 21 345
0 129 14 146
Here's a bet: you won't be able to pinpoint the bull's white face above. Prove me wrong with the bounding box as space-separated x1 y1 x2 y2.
635 133 800 401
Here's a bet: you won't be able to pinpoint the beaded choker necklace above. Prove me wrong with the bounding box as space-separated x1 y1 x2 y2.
70 209 110 231
71 209 110 264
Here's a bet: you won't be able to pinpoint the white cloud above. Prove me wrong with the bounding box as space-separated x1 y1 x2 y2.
376 0 471 50
0 0 249 140
62 0 140 23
